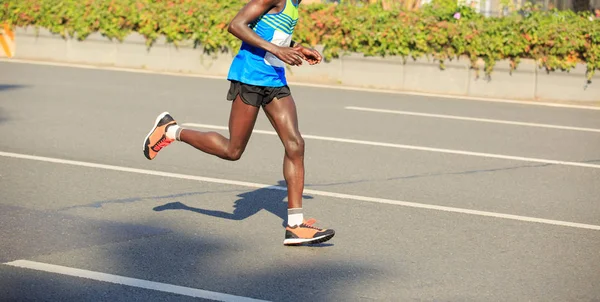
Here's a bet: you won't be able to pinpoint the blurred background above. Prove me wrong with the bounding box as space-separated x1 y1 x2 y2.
305 0 600 16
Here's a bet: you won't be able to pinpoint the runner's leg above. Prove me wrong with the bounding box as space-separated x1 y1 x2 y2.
262 95 304 209
179 96 259 161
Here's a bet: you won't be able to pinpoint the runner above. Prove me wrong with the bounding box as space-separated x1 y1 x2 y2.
143 0 335 246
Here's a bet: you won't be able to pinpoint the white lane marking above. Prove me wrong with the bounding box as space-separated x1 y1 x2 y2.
1 151 599 231
4 260 268 302
346 106 600 133
2 58 600 111
182 123 600 170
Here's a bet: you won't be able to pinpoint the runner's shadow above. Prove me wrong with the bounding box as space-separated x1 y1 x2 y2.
0 84 27 92
153 180 313 228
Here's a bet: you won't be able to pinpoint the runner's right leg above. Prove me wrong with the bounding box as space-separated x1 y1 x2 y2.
143 95 259 161
179 96 259 160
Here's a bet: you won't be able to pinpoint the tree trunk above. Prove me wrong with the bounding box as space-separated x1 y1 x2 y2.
572 0 590 11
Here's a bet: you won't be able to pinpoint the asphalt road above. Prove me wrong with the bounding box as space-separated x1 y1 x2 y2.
1 60 599 302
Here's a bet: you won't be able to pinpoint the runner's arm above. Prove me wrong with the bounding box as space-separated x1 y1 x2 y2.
228 0 304 65
290 40 322 65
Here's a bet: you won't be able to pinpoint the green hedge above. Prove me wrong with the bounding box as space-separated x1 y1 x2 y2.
2 0 600 81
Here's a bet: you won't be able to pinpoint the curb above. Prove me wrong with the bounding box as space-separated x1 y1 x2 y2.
9 26 600 103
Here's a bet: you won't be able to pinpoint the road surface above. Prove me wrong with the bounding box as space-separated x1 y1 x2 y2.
1 60 599 302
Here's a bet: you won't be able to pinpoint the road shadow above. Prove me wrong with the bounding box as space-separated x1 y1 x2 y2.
58 189 242 211
0 204 382 301
0 84 27 124
0 204 171 264
0 108 8 124
0 84 27 92
153 180 313 228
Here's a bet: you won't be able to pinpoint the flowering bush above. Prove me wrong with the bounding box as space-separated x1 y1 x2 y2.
2 0 599 81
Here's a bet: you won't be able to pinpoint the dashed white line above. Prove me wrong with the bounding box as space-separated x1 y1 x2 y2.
345 106 600 133
4 260 269 302
182 123 600 170
1 151 599 231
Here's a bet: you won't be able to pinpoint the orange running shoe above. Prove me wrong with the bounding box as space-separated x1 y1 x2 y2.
283 218 335 246
143 112 177 160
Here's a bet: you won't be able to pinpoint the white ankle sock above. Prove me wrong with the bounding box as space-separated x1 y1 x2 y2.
166 125 181 140
288 208 303 227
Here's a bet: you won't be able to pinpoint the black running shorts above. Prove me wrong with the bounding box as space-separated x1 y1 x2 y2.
226 80 291 108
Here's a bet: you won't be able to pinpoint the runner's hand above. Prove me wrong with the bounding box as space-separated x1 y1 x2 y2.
293 44 322 65
273 46 306 66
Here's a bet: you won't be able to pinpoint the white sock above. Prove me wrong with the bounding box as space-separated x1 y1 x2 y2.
288 208 303 227
166 125 181 141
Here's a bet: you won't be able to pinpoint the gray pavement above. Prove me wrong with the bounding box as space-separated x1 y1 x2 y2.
0 61 599 301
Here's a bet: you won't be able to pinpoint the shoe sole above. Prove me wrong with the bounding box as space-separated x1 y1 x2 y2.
143 111 170 160
283 233 335 246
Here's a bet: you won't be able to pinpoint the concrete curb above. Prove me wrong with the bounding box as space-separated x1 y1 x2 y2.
11 26 600 102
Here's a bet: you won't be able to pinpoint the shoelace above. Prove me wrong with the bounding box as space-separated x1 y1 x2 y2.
152 136 172 151
300 218 319 229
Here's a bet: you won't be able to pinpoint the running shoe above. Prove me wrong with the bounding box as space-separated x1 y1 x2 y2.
143 112 177 160
283 218 335 246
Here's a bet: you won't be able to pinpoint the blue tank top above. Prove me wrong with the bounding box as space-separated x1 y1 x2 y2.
227 0 299 87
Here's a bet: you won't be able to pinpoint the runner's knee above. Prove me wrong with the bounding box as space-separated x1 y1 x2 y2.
284 135 305 158
224 146 244 161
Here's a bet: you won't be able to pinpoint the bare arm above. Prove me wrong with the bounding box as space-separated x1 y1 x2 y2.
227 0 305 66
290 40 322 65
